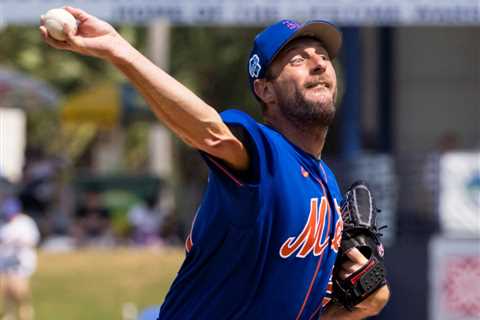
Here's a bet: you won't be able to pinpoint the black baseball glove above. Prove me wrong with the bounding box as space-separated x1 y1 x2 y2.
332 180 388 310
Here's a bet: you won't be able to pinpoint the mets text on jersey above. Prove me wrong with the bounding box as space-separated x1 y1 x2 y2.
279 197 343 259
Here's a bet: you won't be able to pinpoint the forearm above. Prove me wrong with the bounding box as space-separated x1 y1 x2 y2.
109 41 247 168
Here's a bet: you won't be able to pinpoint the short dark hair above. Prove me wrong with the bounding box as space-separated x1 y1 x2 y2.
264 66 277 81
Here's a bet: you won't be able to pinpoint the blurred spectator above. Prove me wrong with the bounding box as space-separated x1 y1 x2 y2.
18 150 63 239
0 197 40 320
71 191 114 247
127 197 159 246
127 193 166 246
127 189 180 247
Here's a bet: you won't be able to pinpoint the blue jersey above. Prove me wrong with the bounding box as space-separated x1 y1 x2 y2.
158 110 344 320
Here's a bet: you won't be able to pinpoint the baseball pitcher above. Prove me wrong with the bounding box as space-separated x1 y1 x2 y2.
40 8 389 319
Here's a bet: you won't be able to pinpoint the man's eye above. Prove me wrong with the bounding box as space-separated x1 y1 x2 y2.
291 57 305 65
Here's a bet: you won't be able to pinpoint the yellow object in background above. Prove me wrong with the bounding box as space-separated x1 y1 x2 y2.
61 83 120 129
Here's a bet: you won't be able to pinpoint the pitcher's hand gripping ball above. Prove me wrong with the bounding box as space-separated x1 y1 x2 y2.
333 181 388 309
43 8 77 41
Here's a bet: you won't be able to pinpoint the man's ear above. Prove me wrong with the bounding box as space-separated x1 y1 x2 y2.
254 79 276 105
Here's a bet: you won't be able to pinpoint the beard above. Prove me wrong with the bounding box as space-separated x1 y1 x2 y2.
276 85 336 131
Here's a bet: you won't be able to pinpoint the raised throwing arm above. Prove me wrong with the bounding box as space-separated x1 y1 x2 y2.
40 6 249 171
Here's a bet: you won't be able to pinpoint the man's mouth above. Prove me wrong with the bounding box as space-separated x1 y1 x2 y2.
305 81 331 90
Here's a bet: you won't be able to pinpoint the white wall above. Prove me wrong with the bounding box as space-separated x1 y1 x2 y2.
394 27 479 153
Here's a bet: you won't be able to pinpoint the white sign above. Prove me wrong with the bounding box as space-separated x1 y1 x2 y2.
429 237 480 320
0 108 26 182
0 0 479 25
439 152 480 237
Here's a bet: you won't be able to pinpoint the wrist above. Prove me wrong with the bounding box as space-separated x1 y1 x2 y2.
107 35 139 66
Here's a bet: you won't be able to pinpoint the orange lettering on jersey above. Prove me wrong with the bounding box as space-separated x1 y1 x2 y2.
298 197 327 257
331 199 343 252
279 197 330 259
314 199 331 256
279 198 318 258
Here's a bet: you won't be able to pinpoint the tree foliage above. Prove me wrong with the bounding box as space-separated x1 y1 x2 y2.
0 24 264 175
0 25 144 93
170 26 262 120
0 24 262 111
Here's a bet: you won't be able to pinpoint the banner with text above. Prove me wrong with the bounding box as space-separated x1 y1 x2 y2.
0 0 479 26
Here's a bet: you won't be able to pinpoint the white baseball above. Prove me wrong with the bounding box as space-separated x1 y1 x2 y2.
43 8 77 41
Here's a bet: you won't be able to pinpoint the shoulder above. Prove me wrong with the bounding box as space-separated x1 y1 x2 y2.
220 109 258 129
221 109 287 148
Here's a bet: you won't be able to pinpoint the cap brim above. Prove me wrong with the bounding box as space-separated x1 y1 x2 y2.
277 21 342 61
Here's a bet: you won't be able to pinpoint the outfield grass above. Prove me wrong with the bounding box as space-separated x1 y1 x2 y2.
31 247 185 320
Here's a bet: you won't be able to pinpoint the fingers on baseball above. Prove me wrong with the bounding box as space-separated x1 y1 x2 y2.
63 22 73 36
64 6 91 23
64 32 83 49
39 26 70 50
39 25 48 38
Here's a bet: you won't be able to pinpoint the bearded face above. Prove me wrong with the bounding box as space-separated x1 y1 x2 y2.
273 78 337 130
264 38 338 131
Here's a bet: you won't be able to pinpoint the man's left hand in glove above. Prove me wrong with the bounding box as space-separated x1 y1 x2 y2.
321 248 390 320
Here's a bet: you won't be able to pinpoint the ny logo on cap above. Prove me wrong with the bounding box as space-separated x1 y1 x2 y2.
249 54 262 78
282 20 300 30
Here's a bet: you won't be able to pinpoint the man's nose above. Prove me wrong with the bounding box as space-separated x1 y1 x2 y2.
310 54 327 74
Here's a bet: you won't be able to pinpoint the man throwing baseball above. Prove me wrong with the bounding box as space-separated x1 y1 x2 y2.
40 7 389 319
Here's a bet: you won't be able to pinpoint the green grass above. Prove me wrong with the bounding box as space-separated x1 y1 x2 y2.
31 247 185 320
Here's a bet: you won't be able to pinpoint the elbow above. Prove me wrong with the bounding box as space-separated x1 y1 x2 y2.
177 130 226 152
202 135 225 150
197 123 240 156
182 131 228 151
179 121 248 170
201 135 238 157
200 134 249 171
180 121 232 152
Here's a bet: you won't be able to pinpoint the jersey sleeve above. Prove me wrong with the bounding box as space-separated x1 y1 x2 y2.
197 109 272 228
200 109 269 188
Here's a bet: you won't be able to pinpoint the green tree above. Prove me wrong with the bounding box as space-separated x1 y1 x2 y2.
1 24 265 230
0 25 145 93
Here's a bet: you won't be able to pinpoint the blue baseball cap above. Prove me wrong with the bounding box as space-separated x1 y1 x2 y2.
248 19 342 99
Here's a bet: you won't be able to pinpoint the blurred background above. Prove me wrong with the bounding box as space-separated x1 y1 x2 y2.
0 1 478 319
